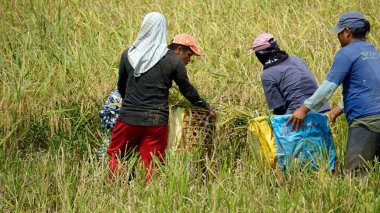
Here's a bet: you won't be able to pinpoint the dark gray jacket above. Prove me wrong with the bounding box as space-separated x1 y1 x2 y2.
118 49 209 126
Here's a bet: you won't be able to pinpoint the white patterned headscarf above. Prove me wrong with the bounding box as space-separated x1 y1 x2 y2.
128 12 169 77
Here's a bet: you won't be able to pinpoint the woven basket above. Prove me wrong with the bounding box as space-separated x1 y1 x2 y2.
168 107 215 151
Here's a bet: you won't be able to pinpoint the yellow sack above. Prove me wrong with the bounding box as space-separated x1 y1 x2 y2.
247 116 277 167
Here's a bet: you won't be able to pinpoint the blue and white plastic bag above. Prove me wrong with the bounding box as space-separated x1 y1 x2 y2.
270 113 336 172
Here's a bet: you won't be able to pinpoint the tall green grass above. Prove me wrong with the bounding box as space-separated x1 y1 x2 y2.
1 0 380 211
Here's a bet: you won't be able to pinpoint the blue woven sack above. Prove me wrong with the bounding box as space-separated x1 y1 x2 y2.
270 113 336 172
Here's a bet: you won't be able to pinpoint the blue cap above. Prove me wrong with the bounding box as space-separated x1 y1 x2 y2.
330 12 367 34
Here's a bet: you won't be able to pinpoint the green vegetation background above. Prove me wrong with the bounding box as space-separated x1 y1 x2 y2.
1 0 379 212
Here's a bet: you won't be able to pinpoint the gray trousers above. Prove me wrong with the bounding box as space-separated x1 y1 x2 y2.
344 126 380 172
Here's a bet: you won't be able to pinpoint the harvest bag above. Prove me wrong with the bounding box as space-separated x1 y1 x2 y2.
270 113 336 171
249 114 336 171
248 116 277 167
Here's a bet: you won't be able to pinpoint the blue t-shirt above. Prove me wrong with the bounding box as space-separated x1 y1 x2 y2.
261 56 330 114
326 41 380 122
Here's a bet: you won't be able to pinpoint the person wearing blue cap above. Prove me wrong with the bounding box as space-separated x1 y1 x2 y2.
286 12 380 175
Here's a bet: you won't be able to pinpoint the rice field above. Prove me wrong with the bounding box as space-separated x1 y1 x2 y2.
1 0 379 212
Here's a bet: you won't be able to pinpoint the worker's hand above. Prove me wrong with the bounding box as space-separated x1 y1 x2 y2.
285 105 310 131
326 106 343 123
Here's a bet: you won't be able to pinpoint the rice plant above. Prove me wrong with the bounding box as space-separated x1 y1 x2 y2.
1 0 379 212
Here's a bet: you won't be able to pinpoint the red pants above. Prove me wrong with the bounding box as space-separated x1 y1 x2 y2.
107 120 168 181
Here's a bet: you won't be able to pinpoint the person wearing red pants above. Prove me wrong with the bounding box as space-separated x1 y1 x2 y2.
108 123 168 181
107 12 213 182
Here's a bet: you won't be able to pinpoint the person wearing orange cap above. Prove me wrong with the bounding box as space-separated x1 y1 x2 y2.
107 12 213 182
168 33 204 65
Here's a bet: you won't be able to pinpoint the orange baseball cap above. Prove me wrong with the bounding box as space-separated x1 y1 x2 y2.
170 33 204 56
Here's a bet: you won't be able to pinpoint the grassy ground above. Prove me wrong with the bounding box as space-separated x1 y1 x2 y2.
1 0 379 212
